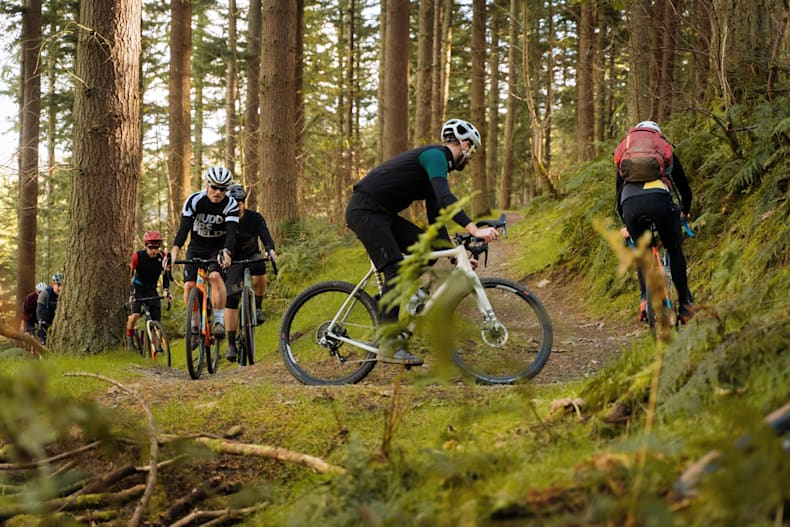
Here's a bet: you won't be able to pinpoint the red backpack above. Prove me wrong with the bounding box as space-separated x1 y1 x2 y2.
614 126 673 182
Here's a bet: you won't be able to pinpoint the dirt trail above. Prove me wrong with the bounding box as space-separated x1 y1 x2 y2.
124 212 639 394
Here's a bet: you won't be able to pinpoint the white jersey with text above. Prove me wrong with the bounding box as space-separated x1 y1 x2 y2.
173 191 240 249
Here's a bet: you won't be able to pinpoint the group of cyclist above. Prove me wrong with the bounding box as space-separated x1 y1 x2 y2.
126 166 276 363
25 115 688 363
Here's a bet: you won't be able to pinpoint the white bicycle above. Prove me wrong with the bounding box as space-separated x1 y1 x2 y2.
279 215 553 385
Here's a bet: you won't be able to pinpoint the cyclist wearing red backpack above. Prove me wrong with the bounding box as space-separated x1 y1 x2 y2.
614 121 694 324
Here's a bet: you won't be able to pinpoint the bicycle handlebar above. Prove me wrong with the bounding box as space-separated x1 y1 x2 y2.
173 258 216 265
453 213 507 267
232 255 279 276
129 295 171 310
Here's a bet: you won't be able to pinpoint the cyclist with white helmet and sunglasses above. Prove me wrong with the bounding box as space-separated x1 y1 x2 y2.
166 166 240 339
345 118 499 365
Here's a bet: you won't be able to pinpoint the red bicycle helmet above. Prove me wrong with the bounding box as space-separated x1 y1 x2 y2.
143 230 163 244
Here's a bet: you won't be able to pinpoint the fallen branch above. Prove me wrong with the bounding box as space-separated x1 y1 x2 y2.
0 323 46 356
168 502 268 527
65 372 159 527
0 484 145 521
159 434 345 475
0 441 101 471
156 476 237 526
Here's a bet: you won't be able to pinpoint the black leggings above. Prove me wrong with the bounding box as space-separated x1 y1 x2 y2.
622 193 692 307
345 193 424 323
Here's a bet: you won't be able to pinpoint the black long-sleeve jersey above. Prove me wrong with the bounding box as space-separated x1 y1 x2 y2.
352 145 473 228
172 191 240 253
234 209 276 259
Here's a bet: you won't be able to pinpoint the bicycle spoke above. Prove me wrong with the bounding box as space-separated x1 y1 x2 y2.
280 282 379 385
450 278 552 384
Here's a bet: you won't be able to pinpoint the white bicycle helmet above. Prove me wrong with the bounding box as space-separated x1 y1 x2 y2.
635 120 661 133
204 166 233 187
441 119 482 148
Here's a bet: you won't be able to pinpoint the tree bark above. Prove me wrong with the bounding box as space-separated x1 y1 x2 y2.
486 1 503 210
470 0 488 217
382 0 409 161
627 0 654 121
414 0 434 146
51 0 142 353
244 0 262 209
16 0 42 316
168 0 192 232
500 0 518 209
225 0 238 174
260 0 299 241
576 0 595 162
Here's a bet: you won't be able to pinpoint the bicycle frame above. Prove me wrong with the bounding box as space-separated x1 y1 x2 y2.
322 243 493 355
195 267 212 346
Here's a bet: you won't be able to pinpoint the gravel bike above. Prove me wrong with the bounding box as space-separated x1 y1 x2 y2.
174 258 221 379
279 215 553 385
231 256 278 367
130 295 171 366
630 218 695 334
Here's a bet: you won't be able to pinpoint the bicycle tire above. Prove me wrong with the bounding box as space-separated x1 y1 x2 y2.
450 277 553 384
135 329 145 356
185 287 205 379
150 321 172 367
279 281 379 385
239 287 256 366
645 252 676 335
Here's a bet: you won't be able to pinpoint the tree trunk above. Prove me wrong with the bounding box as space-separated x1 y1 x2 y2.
500 0 518 209
260 0 299 241
470 0 488 217
51 0 141 353
576 0 595 162
627 0 654 122
16 0 42 316
244 0 261 209
414 0 434 146
486 1 503 210
225 0 238 173
168 0 192 233
382 0 409 161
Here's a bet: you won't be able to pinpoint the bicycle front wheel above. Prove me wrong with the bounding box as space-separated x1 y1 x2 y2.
279 281 379 385
150 321 171 367
450 278 553 384
239 287 256 366
185 287 205 380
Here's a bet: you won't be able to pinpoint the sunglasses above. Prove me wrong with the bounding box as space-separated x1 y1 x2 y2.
146 244 161 250
209 184 228 192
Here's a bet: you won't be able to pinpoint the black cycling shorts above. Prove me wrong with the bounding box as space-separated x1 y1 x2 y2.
182 245 225 283
131 286 162 320
225 255 266 305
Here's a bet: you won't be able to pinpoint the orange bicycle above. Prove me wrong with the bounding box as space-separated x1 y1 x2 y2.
175 258 221 379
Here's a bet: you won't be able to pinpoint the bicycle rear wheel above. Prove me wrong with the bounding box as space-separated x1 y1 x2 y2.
149 321 171 367
450 278 553 384
279 281 379 385
239 287 256 366
185 287 205 379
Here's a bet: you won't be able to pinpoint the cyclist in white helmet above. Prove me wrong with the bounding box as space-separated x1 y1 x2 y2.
167 166 240 339
345 118 498 365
